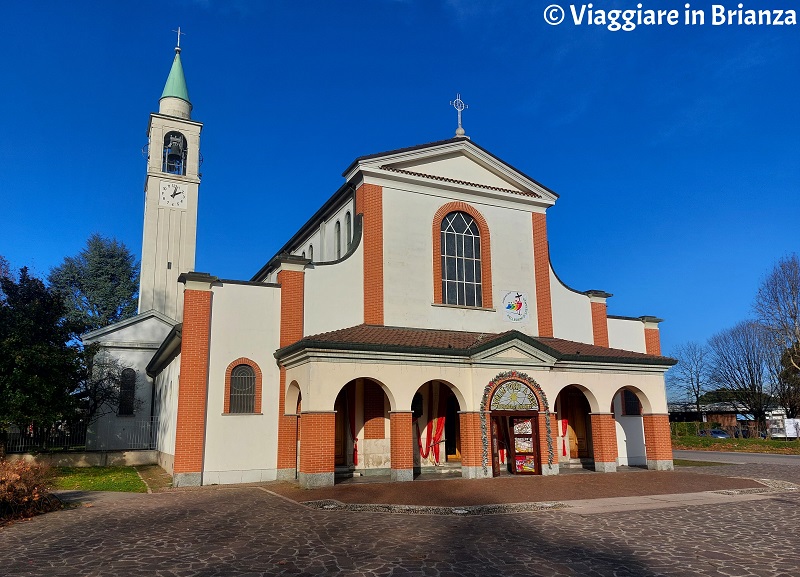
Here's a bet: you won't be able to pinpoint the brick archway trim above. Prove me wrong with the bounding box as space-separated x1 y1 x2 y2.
223 357 263 414
432 201 493 309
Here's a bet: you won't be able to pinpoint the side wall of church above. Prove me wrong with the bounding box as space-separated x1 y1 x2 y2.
549 270 595 344
608 317 648 353
304 232 364 336
202 282 282 484
154 353 181 474
86 345 158 451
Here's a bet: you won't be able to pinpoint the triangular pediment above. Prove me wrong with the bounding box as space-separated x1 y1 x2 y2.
82 310 176 348
344 138 558 206
473 340 556 366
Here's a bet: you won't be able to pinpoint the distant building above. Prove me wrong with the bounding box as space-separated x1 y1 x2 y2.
86 41 676 488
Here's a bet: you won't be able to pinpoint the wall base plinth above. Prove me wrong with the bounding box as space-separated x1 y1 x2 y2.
647 459 674 471
541 464 559 476
173 472 202 487
594 461 617 473
276 468 297 481
461 466 491 479
299 472 334 488
390 468 413 482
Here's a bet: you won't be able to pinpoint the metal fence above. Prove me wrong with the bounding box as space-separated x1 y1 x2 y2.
670 421 767 439
3 417 159 453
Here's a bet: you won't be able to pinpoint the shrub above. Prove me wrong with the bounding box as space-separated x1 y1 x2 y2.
0 460 61 522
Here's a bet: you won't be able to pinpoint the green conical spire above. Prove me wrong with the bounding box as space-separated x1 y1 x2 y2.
160 48 190 103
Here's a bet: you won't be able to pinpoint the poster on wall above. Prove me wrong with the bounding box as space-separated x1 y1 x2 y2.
501 290 529 323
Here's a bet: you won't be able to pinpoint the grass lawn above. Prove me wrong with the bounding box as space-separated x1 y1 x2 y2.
672 436 800 455
52 466 148 493
672 459 732 467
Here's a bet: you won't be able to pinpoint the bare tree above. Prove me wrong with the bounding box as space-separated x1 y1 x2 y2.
709 321 774 429
667 341 712 414
754 254 800 372
771 347 800 418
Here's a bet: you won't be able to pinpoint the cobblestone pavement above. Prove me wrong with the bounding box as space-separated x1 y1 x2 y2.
1 463 799 577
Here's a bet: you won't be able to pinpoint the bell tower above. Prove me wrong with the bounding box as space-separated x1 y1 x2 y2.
138 32 203 322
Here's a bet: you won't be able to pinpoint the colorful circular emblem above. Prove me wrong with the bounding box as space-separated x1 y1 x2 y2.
502 291 528 322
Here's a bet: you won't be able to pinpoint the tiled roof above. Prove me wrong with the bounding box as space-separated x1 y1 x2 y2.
276 324 676 366
379 166 542 198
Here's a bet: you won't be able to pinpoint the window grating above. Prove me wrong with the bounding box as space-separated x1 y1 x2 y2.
440 211 482 307
230 365 256 413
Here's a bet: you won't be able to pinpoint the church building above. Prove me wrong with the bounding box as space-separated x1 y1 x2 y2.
84 40 676 488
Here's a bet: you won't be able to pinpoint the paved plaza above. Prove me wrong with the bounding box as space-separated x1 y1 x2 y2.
1 461 799 577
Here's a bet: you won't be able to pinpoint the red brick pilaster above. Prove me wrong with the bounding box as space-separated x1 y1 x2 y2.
590 413 618 472
277 366 298 476
587 290 613 348
356 183 384 325
532 212 553 337
390 411 414 481
459 411 489 478
277 265 305 347
643 413 673 466
298 411 335 488
644 329 661 355
174 287 212 485
641 316 663 355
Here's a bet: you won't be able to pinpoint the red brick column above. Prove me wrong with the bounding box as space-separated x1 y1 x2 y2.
390 412 414 482
640 316 663 355
277 366 298 480
588 291 611 348
590 413 618 472
173 284 213 487
298 412 335 488
277 265 305 347
532 212 553 337
356 183 384 325
644 329 661 355
459 412 490 479
643 413 674 470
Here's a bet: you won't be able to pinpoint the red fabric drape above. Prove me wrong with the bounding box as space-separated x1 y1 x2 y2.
432 391 446 463
561 419 568 457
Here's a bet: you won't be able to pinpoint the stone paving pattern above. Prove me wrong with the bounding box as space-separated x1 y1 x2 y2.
1 463 799 577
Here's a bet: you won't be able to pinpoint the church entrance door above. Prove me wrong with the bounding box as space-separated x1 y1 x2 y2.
488 379 541 476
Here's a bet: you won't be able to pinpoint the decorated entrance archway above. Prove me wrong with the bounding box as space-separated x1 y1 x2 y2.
479 371 554 477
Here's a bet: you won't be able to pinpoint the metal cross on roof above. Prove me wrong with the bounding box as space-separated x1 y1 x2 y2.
172 27 185 49
450 93 468 138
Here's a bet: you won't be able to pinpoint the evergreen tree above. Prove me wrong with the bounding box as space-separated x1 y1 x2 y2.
0 268 82 433
48 234 139 334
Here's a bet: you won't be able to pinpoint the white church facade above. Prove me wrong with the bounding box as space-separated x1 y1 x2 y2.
85 42 676 488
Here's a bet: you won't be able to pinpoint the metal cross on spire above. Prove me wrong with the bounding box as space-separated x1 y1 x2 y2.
450 93 468 138
172 27 185 52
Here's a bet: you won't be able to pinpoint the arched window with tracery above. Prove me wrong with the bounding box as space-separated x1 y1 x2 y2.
440 211 483 307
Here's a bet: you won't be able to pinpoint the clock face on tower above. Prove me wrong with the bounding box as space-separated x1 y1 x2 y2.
159 181 188 208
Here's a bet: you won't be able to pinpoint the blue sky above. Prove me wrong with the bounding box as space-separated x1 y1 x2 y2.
1 0 797 354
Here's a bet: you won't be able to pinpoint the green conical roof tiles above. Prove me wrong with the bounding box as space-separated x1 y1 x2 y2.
160 50 190 103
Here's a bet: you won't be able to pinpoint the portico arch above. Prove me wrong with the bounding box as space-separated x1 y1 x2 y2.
555 385 595 465
611 386 648 467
